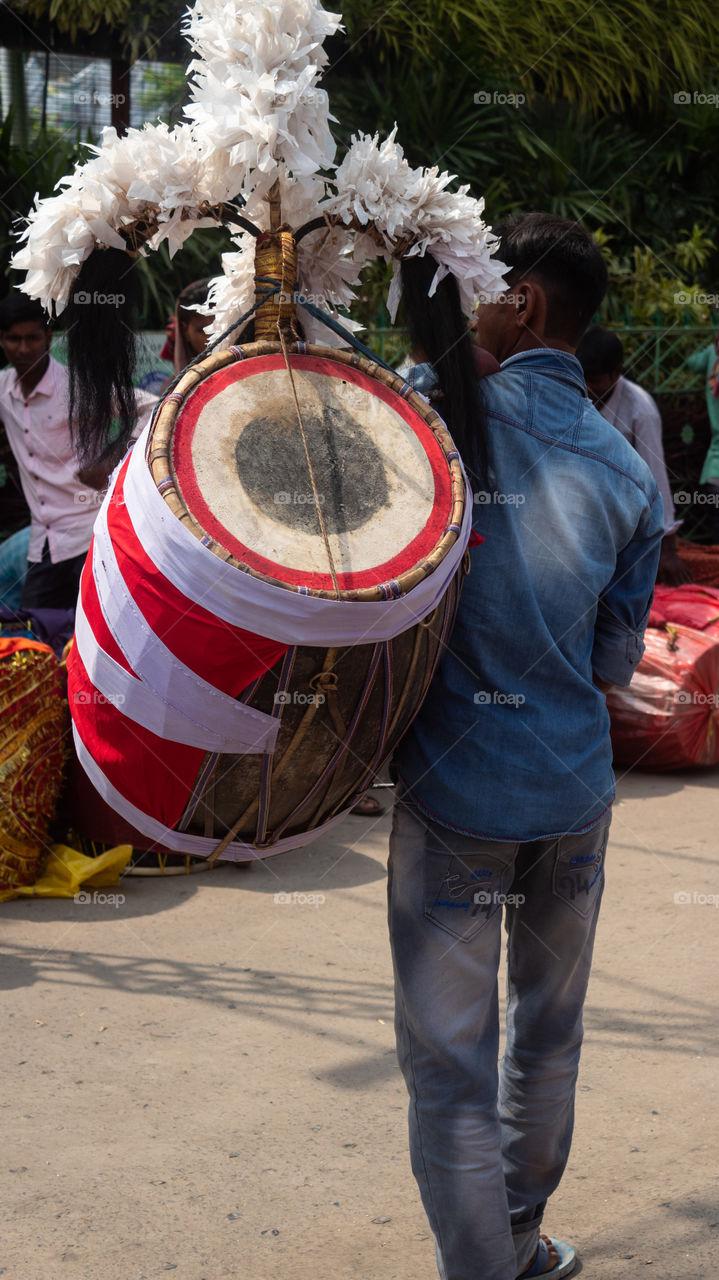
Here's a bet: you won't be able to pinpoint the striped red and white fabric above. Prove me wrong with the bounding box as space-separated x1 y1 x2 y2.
68 427 471 856
68 452 288 854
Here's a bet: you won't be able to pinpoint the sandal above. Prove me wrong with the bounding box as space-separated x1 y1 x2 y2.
519 1235 576 1278
349 794 384 816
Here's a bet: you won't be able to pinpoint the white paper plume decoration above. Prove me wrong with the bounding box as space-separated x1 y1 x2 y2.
12 0 506 328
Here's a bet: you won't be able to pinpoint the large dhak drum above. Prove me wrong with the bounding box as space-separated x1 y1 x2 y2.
68 341 470 861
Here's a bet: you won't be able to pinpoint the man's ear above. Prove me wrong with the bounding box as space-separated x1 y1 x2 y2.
514 279 546 339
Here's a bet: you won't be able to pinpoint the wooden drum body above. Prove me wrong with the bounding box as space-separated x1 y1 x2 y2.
68 342 470 860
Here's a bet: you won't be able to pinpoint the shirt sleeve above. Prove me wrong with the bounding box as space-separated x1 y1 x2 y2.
629 393 680 535
130 389 159 444
686 345 710 374
591 487 664 687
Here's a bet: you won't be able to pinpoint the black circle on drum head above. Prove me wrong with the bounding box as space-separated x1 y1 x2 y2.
234 405 389 535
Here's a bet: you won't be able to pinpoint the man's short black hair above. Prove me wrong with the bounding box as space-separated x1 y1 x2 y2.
575 325 624 377
495 212 608 345
177 277 211 319
0 292 49 333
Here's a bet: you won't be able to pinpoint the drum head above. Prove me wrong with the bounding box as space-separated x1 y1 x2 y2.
152 343 464 598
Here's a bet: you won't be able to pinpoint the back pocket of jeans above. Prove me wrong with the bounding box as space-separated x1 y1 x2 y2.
552 822 609 918
424 847 516 943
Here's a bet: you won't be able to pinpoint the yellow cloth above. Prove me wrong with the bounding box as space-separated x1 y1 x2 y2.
0 843 132 902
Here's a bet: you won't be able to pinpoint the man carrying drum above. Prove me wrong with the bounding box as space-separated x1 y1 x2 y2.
389 212 663 1280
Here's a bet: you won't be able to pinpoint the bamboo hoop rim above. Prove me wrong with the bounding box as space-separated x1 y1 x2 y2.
147 340 467 603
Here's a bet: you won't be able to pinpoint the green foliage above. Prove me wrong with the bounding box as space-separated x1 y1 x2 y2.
328 50 719 321
0 108 233 326
0 112 92 295
5 0 719 334
340 0 710 111
133 63 187 126
596 226 717 326
132 225 236 328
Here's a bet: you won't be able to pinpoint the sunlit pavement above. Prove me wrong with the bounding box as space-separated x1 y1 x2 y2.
2 770 717 1280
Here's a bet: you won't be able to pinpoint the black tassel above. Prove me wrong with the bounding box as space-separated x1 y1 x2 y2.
66 247 140 465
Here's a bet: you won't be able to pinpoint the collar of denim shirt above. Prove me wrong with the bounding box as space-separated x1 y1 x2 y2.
499 346 589 397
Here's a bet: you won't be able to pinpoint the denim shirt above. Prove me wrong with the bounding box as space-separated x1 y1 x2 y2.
396 348 664 841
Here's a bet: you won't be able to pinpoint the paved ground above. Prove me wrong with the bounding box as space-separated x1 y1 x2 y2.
2 768 718 1280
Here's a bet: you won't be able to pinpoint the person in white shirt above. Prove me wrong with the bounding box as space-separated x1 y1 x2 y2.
576 325 691 585
0 293 155 611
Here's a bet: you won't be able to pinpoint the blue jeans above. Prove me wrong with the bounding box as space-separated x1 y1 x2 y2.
388 791 610 1280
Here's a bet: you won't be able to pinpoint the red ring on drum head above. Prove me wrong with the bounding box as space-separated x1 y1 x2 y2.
171 354 453 592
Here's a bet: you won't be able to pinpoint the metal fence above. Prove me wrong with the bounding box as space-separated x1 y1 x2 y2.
0 50 184 137
616 327 713 395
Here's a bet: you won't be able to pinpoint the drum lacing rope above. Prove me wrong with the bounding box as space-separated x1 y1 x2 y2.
278 323 341 598
205 645 299 864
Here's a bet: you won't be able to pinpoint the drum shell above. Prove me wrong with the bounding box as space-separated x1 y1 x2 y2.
173 575 461 850
68 339 469 858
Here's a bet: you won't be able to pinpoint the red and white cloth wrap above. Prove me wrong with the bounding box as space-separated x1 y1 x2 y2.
68 425 471 857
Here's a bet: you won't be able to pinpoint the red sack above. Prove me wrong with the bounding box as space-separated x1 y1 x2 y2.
608 623 719 769
677 540 719 588
649 584 719 635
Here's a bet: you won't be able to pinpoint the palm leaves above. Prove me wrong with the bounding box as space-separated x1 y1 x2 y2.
341 0 710 112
